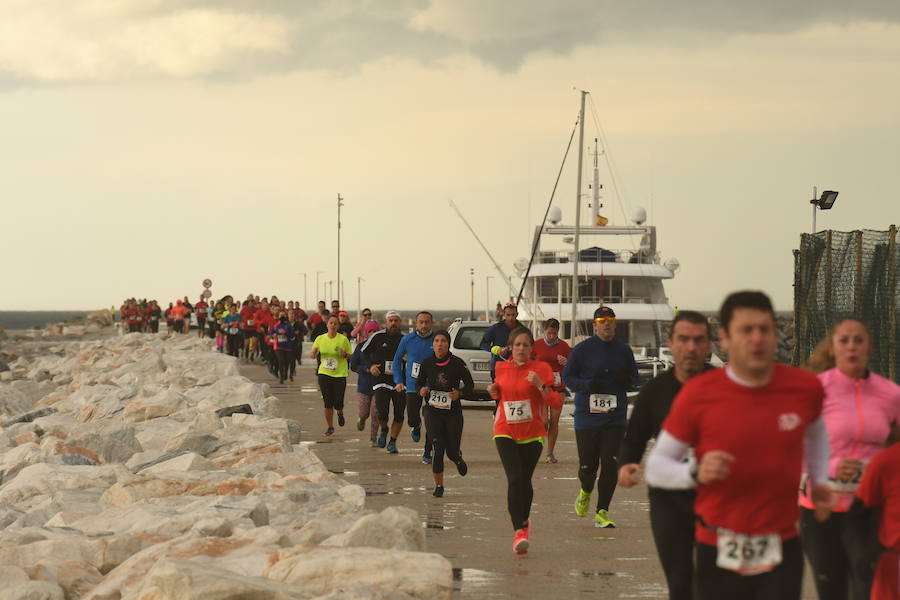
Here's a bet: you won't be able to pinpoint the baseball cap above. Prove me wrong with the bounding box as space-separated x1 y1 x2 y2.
385 310 401 319
593 306 615 319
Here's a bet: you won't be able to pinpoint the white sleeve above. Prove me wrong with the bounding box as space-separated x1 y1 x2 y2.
804 416 830 485
645 431 696 490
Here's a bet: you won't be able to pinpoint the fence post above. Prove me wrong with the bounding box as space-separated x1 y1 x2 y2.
825 231 833 326
855 230 864 316
888 224 897 381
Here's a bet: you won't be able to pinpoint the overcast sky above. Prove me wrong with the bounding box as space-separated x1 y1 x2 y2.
2 2 898 313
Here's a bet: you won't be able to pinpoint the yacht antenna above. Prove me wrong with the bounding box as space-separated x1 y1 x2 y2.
571 90 587 345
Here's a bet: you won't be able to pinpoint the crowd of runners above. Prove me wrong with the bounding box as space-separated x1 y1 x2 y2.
116 290 900 600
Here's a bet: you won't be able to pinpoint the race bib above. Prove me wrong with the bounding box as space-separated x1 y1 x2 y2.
228 326 238 334
589 394 617 413
277 334 287 343
429 390 452 410
553 372 561 387
247 320 254 326
716 530 782 575
384 361 393 375
411 362 421 378
504 400 533 424
323 358 338 371
828 463 866 495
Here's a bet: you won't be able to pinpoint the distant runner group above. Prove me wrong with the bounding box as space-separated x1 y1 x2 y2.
115 290 900 600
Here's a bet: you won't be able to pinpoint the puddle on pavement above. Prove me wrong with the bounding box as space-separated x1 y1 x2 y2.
327 469 359 476
570 570 631 579
452 568 502 592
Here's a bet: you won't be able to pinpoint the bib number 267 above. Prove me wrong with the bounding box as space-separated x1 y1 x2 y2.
716 530 782 575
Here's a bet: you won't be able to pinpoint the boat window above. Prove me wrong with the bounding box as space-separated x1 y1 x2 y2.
578 278 623 303
454 327 488 351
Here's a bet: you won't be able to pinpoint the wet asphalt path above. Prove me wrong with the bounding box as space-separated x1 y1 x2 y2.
239 358 817 599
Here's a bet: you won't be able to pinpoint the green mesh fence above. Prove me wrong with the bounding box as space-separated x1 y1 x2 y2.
793 225 899 383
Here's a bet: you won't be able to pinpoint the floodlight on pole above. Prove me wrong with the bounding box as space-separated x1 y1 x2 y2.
810 187 839 233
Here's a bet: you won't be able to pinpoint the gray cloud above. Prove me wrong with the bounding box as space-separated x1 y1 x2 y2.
0 1 898 84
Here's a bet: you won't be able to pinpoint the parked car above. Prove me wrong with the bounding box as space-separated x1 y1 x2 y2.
446 318 494 401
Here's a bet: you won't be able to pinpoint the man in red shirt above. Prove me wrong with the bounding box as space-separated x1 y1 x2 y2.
857 443 900 600
254 301 275 365
195 297 209 338
645 291 832 600
531 317 570 464
240 299 258 361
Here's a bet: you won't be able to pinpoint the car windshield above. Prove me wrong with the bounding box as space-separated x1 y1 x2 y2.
454 327 488 351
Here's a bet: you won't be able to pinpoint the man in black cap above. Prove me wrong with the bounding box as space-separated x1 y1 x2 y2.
563 305 638 528
480 302 523 381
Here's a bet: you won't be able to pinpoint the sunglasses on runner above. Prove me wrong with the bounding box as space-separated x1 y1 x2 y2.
594 317 616 323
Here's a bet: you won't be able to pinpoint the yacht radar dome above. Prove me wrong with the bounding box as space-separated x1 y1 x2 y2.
548 206 562 225
631 207 647 225
513 257 530 274
664 257 681 273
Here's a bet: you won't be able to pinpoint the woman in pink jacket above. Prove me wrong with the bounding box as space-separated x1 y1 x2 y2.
800 317 900 600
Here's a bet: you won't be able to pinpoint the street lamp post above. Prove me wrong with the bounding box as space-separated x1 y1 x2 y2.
315 271 325 306
357 277 364 321
337 194 344 307
810 187 839 234
485 275 494 321
469 268 475 320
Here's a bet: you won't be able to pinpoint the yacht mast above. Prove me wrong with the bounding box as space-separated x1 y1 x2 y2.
571 90 587 344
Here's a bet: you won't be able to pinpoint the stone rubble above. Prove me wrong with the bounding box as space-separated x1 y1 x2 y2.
0 333 452 599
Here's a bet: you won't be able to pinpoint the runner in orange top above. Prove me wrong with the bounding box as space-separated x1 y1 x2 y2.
488 326 562 555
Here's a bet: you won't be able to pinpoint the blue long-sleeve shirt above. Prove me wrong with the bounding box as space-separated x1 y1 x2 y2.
350 343 373 394
271 321 296 351
563 336 638 429
393 330 435 389
479 320 522 374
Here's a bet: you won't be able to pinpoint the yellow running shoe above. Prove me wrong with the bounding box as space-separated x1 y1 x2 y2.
594 509 616 528
574 489 591 517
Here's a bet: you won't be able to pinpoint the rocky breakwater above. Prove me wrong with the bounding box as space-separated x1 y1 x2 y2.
0 333 452 600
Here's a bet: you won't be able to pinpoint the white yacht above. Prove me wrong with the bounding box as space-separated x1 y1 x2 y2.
513 91 681 373
515 211 679 362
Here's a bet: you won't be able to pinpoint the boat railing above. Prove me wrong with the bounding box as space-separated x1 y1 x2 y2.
533 294 654 304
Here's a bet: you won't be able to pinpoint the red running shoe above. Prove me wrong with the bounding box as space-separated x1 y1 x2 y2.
513 528 529 555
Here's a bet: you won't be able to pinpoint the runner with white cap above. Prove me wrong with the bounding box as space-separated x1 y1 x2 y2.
362 310 406 454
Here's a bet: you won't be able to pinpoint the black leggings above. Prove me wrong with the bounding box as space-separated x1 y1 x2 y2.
275 349 292 381
317 374 346 410
424 404 463 474
226 333 241 357
648 487 697 600
495 437 543 531
799 506 875 600
575 426 625 511
406 392 433 454
375 387 405 425
696 537 803 600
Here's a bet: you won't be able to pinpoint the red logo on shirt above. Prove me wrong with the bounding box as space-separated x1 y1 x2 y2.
778 413 801 432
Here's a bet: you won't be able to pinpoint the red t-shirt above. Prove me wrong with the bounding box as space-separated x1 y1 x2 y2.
254 309 273 333
195 301 209 318
857 442 900 551
491 360 562 441
663 365 824 545
126 307 139 323
240 306 256 331
531 338 571 390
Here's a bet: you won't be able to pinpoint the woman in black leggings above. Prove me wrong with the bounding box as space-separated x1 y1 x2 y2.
416 330 473 497
487 327 562 554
